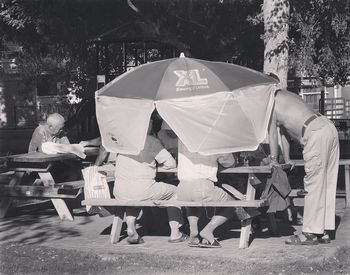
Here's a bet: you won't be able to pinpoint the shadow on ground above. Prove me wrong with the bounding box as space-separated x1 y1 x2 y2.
0 200 96 244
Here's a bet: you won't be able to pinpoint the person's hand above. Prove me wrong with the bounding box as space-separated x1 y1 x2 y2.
269 160 281 168
285 160 295 170
79 141 89 147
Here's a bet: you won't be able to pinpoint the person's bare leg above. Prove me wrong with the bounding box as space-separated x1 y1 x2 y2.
167 207 184 240
187 207 200 239
126 216 137 238
200 207 232 244
125 207 141 240
200 216 228 244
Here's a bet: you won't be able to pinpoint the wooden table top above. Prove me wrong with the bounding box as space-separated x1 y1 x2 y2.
6 147 99 163
291 159 350 166
158 163 291 174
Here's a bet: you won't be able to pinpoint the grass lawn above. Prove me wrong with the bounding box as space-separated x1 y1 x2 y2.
0 242 349 275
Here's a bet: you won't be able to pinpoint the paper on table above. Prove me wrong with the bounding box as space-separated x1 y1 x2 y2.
41 142 86 159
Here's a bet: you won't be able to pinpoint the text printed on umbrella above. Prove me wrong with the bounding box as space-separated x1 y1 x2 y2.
174 69 209 92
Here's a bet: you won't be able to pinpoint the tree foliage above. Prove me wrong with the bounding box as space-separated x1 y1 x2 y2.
1 0 349 95
289 0 350 85
262 0 290 88
1 0 264 84
1 0 134 98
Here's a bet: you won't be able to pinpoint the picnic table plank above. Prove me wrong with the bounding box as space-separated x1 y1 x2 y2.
5 147 99 163
88 164 282 248
82 198 267 208
292 159 350 207
239 172 257 249
1 149 98 220
0 185 82 199
38 170 74 221
0 172 24 218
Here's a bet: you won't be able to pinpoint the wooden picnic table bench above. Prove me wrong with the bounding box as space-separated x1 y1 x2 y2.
82 164 289 249
0 148 98 221
0 180 84 199
291 159 350 207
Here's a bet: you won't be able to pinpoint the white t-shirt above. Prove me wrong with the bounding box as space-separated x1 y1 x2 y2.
177 140 235 182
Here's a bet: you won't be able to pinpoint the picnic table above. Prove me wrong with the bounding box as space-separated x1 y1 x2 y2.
0 147 98 221
291 159 350 207
83 164 288 249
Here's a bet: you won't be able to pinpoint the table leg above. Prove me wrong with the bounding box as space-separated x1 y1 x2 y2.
38 172 74 221
110 207 125 244
0 172 25 218
345 165 350 208
239 173 256 249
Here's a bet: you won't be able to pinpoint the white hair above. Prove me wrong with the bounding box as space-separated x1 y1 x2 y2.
47 113 65 126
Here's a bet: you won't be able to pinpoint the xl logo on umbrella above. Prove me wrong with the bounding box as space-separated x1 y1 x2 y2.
174 69 209 91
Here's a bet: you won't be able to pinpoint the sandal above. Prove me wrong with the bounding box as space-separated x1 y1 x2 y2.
188 236 200 247
285 233 318 245
197 239 221 248
168 233 189 243
318 231 331 244
127 235 145 245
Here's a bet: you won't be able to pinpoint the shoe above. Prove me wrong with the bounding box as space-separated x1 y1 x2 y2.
188 236 200 247
168 233 189 243
197 239 221 248
318 231 331 244
296 189 308 196
127 235 145 245
285 232 318 245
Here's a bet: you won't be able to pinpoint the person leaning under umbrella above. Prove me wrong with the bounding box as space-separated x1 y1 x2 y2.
176 139 241 248
88 118 188 245
269 89 339 245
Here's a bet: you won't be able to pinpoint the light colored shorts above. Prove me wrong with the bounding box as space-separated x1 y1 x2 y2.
114 180 177 201
176 179 233 202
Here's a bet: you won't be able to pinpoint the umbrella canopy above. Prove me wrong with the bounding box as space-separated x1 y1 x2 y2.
96 54 279 155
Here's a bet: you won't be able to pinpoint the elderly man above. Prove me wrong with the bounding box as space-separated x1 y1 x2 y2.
28 113 82 182
269 89 339 245
28 113 69 152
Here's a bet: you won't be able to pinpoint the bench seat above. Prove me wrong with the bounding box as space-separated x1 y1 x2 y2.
82 198 268 208
82 198 267 249
0 180 84 199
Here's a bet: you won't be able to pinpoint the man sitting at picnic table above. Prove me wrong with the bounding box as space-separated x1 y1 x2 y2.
28 113 69 152
87 118 188 245
28 113 81 182
176 139 244 248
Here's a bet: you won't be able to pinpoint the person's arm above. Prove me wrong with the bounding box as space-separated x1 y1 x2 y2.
155 149 176 169
80 137 101 147
268 105 279 166
28 127 44 152
280 126 295 169
94 145 110 166
218 153 236 168
59 136 70 144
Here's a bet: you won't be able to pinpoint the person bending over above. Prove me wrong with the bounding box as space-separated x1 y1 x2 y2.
269 89 339 245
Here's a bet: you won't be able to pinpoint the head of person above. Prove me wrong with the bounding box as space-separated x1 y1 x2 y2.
161 121 177 138
46 113 65 135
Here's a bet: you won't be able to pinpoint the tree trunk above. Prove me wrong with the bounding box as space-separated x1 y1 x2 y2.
263 0 290 89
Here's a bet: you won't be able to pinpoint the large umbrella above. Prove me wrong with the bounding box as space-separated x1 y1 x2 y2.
96 54 278 155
